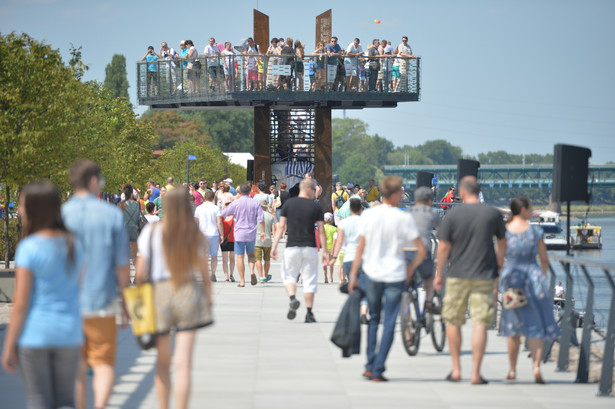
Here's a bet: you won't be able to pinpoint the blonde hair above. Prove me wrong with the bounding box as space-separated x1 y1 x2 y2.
161 188 205 287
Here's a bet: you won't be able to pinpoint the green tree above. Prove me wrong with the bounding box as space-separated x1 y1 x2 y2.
152 141 247 187
337 154 376 185
104 54 129 99
178 110 254 152
332 118 394 174
142 110 211 150
388 145 433 165
416 139 463 164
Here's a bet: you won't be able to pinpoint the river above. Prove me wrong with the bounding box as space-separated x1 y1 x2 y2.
549 215 615 328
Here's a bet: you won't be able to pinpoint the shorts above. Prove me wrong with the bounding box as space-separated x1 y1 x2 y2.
309 74 315 83
127 226 139 242
234 240 255 255
247 69 258 81
255 246 271 261
83 316 116 366
335 250 345 266
220 240 234 252
206 235 219 257
392 66 400 79
154 279 213 334
281 246 318 293
404 251 434 279
442 277 496 327
208 66 218 78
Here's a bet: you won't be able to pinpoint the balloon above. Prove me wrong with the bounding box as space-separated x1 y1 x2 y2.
374 19 381 24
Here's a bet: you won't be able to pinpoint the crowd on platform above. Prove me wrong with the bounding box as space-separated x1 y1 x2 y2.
2 159 561 408
141 35 418 95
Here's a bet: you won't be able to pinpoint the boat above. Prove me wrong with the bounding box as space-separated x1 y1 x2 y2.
531 222 567 250
569 222 602 250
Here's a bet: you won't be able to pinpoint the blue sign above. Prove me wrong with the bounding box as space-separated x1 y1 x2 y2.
188 155 197 161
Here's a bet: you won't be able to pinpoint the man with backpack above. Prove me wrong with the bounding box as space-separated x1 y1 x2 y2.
331 182 349 226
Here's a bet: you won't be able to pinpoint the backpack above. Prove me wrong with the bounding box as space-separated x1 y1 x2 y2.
334 192 346 209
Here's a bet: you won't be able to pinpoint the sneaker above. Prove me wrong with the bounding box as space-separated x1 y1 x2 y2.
287 299 300 320
210 274 217 282
372 375 389 382
225 279 230 283
362 371 373 379
305 311 316 323
230 275 235 282
259 278 267 284
265 274 272 282
250 274 257 286
360 314 369 325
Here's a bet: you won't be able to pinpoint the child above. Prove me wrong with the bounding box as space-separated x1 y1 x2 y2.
323 212 337 283
309 59 316 91
358 59 367 92
257 58 265 91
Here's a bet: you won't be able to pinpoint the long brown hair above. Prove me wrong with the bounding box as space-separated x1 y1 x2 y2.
20 181 75 265
161 187 205 287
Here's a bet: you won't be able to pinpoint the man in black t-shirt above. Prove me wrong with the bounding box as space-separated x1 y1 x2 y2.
272 178 328 323
434 176 506 385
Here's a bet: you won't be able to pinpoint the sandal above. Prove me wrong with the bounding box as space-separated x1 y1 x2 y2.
445 372 461 382
471 376 489 385
505 371 516 381
534 368 545 384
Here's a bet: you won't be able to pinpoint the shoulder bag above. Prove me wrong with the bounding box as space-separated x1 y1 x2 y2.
123 226 157 349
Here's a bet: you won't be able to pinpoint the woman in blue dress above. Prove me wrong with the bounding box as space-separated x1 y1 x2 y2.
499 197 561 384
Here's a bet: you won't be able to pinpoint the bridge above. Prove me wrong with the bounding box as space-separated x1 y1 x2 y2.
383 164 615 189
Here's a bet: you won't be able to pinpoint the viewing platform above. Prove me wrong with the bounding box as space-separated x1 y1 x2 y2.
137 54 421 110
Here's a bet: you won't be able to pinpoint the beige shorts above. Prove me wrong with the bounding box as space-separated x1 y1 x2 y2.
255 246 271 262
154 279 213 334
83 316 117 366
442 277 496 327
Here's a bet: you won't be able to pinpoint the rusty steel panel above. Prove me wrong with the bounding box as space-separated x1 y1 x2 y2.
254 9 269 55
314 107 332 212
315 9 332 50
254 106 271 184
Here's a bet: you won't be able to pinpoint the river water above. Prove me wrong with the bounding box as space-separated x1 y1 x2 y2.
549 215 615 327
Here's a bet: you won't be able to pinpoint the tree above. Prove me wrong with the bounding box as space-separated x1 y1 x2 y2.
416 140 463 164
178 110 254 152
337 154 377 185
332 118 394 174
104 54 129 100
151 141 247 188
388 145 433 165
141 110 212 150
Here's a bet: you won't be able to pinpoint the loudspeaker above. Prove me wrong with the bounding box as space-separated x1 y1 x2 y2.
552 144 591 203
416 171 434 188
457 159 480 184
246 159 254 181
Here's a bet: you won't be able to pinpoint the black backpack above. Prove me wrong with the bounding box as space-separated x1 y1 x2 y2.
334 192 346 209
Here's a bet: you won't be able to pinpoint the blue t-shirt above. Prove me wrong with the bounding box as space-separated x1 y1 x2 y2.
308 60 316 75
179 48 189 69
16 234 84 348
146 54 158 72
229 185 237 195
62 194 130 313
325 43 342 65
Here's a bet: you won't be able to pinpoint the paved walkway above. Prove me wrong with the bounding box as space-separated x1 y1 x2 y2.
1 244 613 408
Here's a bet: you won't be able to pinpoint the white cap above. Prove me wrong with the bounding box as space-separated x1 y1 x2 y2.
224 178 233 183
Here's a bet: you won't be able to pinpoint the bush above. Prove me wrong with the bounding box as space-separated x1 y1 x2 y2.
0 218 19 263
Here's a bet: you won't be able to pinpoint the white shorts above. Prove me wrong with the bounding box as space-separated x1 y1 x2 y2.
281 246 319 293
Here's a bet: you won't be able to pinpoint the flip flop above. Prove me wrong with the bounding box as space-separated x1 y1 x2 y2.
471 376 489 385
445 373 461 382
237 284 245 287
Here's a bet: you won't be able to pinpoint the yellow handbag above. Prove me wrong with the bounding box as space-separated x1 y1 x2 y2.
123 226 157 349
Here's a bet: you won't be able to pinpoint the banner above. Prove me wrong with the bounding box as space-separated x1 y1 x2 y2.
271 161 314 190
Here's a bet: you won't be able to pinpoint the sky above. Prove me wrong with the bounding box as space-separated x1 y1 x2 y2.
1 0 614 164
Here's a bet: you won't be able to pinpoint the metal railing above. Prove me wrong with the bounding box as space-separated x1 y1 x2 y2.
136 54 420 102
543 255 615 396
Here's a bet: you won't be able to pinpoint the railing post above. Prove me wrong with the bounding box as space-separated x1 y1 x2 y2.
598 268 615 396
575 265 594 383
557 260 574 371
543 262 558 362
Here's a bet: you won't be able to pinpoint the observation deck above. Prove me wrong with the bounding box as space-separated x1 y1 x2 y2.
137 54 420 110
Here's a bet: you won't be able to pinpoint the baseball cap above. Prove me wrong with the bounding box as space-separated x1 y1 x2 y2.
324 212 333 221
347 183 354 189
224 178 233 183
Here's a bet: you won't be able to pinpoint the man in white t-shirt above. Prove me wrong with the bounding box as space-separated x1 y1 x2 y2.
344 38 363 90
349 175 426 382
194 190 224 281
203 37 222 90
396 36 416 91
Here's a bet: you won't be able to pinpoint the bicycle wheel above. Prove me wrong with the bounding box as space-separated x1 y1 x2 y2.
430 292 446 352
399 291 420 356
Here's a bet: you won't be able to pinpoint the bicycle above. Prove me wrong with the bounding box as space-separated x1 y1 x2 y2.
399 274 446 356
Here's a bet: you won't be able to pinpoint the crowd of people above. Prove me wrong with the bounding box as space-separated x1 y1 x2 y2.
140 35 418 95
1 159 562 408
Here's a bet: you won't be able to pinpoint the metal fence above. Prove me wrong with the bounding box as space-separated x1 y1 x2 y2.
269 109 315 164
544 255 615 396
137 54 420 102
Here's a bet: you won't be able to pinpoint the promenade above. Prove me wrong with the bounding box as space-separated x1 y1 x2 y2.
0 242 612 409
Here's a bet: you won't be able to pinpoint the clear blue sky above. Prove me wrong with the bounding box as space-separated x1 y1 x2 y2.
2 0 614 164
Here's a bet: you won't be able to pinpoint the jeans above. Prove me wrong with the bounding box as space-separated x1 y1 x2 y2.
365 276 405 377
343 261 367 306
368 69 379 91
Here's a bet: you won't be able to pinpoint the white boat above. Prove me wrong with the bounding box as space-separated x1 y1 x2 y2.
570 223 602 250
531 222 567 250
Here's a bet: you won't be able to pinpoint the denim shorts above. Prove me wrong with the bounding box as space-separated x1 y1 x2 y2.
234 240 255 255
